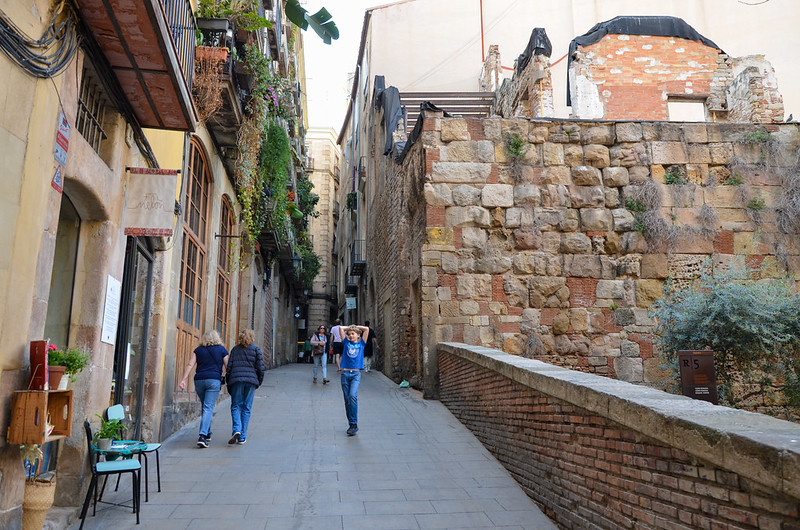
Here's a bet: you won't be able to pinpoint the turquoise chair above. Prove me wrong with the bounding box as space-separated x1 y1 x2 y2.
79 420 140 529
106 404 162 502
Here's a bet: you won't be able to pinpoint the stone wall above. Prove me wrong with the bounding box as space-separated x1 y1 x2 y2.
438 343 800 530
413 114 800 389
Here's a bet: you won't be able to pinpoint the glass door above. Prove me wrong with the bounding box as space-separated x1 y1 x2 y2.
112 237 154 439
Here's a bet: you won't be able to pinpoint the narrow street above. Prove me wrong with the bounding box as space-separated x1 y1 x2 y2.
71 363 555 529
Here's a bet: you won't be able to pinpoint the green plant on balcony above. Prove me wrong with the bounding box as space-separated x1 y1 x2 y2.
345 191 357 211
197 0 271 32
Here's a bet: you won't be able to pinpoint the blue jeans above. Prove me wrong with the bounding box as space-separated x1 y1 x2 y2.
313 353 327 379
229 382 256 439
340 370 361 425
194 378 221 437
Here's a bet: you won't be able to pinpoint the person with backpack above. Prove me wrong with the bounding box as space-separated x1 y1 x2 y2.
310 324 330 384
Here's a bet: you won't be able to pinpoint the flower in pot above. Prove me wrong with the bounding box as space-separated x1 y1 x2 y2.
47 344 89 389
20 444 56 530
93 414 124 451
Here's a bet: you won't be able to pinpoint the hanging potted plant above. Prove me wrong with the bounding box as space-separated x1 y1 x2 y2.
20 444 56 530
93 415 124 451
47 344 89 390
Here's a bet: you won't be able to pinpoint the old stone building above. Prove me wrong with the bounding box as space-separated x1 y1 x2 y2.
336 9 798 397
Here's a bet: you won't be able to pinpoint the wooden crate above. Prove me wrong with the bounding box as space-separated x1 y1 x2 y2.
7 390 73 445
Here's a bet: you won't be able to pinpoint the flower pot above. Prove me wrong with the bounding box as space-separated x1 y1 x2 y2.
23 478 56 530
47 366 66 391
97 438 112 451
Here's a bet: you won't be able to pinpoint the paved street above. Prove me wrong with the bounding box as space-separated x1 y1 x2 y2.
71 363 555 529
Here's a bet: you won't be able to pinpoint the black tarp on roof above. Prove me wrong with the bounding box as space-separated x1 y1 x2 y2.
516 28 552 75
566 16 724 106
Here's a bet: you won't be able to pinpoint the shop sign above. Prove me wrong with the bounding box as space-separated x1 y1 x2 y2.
124 167 179 237
678 350 718 404
346 297 357 310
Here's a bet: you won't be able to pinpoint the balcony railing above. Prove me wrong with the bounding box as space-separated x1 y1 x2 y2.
345 271 358 295
163 0 196 92
351 239 366 276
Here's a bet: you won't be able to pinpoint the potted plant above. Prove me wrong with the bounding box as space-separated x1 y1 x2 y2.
93 415 124 451
47 344 89 389
345 191 357 211
20 444 56 530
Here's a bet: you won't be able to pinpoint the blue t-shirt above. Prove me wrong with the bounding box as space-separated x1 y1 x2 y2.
340 338 365 370
193 344 228 381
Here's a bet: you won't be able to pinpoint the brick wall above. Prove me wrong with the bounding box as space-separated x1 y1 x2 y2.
573 35 720 120
438 343 800 530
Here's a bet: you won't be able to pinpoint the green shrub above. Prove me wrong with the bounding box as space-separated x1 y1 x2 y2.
723 174 744 186
664 167 687 185
625 198 645 213
650 268 800 412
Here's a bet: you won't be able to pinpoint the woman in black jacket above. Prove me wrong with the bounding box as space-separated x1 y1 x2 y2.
227 329 265 445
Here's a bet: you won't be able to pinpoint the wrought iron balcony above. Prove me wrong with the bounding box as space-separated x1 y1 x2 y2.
351 239 366 276
344 271 358 295
77 0 197 130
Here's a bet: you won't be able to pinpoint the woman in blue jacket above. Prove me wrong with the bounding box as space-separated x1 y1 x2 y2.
226 329 265 445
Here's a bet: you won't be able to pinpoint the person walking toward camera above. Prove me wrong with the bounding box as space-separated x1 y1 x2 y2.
226 329 265 445
179 330 228 448
340 325 369 436
310 325 329 384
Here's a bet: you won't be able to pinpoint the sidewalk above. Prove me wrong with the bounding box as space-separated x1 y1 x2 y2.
71 363 556 529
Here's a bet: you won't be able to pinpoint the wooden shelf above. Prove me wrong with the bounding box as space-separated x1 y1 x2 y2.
7 390 73 445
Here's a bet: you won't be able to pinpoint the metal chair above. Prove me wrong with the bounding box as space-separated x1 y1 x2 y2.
106 404 162 502
79 420 140 529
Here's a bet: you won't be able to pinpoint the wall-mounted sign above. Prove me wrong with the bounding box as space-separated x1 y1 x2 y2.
346 297 357 310
54 111 70 168
51 165 63 193
678 350 718 404
124 167 179 237
101 275 122 345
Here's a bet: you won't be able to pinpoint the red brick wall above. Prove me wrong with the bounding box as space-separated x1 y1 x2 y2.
439 348 800 530
579 35 720 120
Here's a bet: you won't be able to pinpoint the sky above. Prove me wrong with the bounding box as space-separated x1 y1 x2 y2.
302 0 377 132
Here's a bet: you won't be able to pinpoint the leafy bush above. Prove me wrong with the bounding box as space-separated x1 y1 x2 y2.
650 268 800 414
504 133 527 159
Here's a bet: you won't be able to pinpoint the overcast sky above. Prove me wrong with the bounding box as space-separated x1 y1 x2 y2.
303 0 376 132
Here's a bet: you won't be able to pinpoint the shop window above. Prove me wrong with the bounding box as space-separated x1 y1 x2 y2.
214 197 234 343
176 139 211 393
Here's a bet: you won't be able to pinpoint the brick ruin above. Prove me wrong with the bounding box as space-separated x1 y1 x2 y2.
494 25 784 123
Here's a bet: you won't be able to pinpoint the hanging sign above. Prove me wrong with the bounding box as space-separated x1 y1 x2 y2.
346 297 357 310
124 167 179 237
678 350 718 405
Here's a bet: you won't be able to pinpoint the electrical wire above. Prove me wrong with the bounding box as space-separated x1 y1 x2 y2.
0 0 79 78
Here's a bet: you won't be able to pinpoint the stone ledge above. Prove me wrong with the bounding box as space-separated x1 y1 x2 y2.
437 342 800 499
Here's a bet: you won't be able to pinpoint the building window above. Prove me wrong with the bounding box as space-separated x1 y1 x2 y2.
214 197 234 343
76 65 108 154
667 97 706 122
176 139 210 393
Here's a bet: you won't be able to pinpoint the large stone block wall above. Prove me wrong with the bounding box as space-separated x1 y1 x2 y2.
438 343 800 530
417 115 800 385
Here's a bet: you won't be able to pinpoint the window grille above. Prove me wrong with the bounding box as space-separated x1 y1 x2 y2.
76 66 108 154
